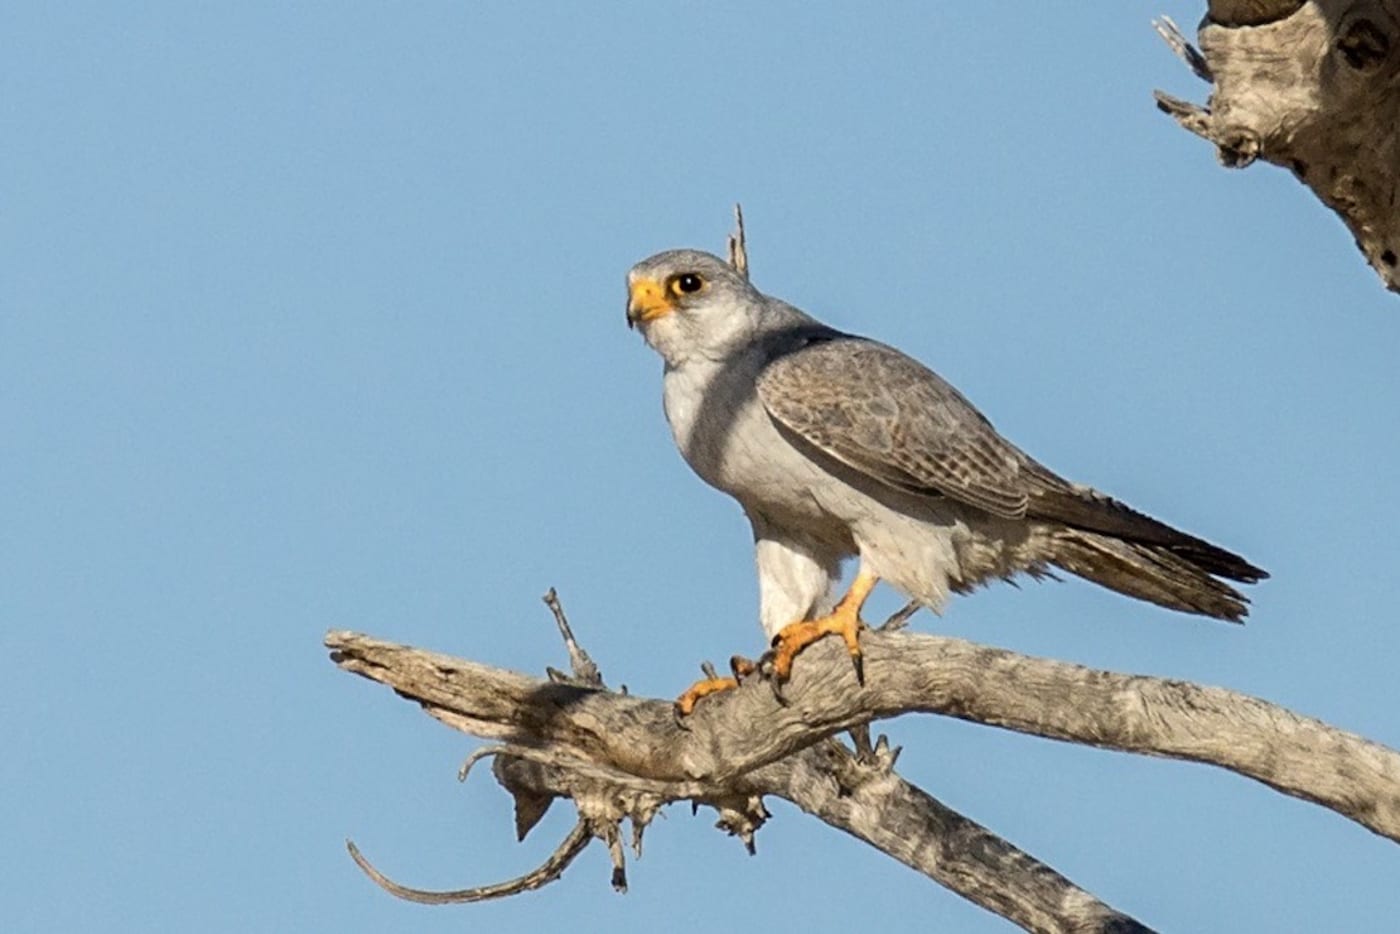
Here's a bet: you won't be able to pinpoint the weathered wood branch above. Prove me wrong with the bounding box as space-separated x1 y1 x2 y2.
329 615 1400 931
1155 1 1400 295
329 628 1400 840
330 623 1152 932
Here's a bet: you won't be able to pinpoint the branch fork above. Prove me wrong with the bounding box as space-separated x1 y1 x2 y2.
328 578 1400 933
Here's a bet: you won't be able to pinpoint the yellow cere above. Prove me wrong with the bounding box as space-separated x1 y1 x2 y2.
627 277 675 322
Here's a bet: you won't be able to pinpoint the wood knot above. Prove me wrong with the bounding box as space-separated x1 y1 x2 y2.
1337 18 1391 71
1216 128 1261 169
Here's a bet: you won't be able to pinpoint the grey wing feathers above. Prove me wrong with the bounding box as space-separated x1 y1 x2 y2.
756 337 1034 519
757 335 1268 591
754 332 1267 620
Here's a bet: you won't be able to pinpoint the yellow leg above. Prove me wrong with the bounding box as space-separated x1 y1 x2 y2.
770 570 879 684
674 657 757 717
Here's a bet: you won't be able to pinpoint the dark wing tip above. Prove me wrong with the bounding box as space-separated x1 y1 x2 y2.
1031 484 1266 586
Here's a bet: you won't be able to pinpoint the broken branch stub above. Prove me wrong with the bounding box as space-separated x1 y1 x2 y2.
1155 1 1400 294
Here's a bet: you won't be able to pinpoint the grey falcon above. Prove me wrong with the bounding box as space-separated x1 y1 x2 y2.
625 249 1267 712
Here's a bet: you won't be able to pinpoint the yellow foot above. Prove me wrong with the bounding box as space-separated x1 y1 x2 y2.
769 610 865 684
674 656 757 717
769 570 880 685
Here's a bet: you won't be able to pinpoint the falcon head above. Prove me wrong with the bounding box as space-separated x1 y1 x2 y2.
627 249 766 363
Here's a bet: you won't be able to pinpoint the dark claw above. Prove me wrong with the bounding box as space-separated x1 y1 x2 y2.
768 675 788 706
851 652 865 686
756 648 777 676
673 705 692 731
850 723 874 758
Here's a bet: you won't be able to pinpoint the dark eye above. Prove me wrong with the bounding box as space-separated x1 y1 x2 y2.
673 273 704 295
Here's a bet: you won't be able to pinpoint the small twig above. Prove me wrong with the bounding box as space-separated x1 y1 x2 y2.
1154 87 1261 169
1153 15 1214 82
874 733 902 771
542 588 602 687
346 821 592 905
727 203 749 280
458 743 509 782
1153 90 1216 142
849 723 875 759
605 824 628 892
880 600 921 632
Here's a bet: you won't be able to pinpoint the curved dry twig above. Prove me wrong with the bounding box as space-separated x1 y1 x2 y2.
346 820 592 905
457 743 510 782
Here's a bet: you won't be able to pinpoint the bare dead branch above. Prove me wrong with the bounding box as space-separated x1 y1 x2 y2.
331 624 1159 931
487 716 1148 932
327 628 1400 844
345 821 592 905
758 743 1153 934
329 616 1400 930
1155 1 1400 294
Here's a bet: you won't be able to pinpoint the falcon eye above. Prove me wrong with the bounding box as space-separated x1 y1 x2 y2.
672 273 705 295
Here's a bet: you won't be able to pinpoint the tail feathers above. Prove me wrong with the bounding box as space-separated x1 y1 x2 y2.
1050 530 1253 622
1029 483 1268 585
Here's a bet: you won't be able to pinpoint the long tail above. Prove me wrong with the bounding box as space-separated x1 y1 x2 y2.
1030 481 1268 622
1049 530 1257 621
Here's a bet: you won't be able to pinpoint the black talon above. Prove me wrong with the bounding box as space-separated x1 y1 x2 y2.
756 649 777 678
673 705 692 731
851 652 865 686
768 675 788 706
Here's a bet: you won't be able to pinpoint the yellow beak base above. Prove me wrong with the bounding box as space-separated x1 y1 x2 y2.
627 278 675 326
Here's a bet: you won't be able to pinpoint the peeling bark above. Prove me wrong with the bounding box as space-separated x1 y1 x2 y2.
1156 1 1400 294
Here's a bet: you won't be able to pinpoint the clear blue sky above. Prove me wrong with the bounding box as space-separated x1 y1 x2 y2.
5 3 1398 931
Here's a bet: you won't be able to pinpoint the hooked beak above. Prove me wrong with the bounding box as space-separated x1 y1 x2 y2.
626 277 674 328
